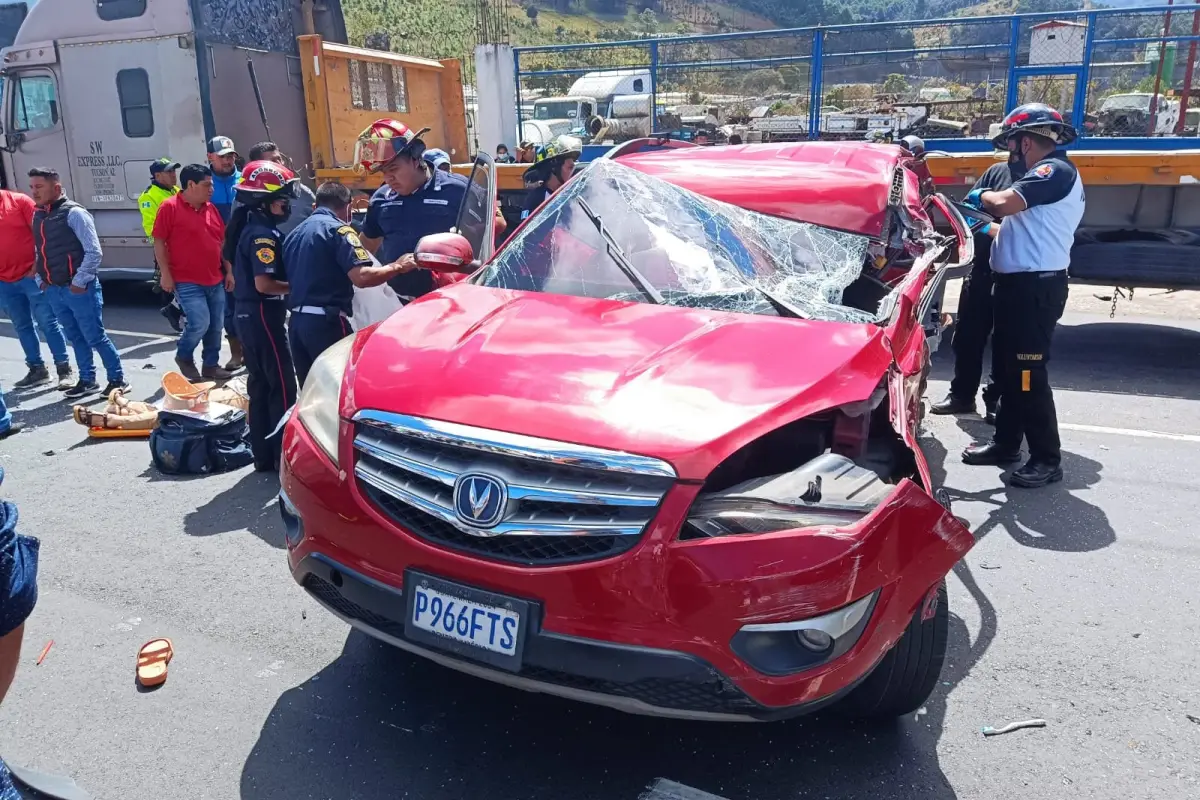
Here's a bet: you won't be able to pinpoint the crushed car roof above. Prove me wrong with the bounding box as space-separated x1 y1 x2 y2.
614 142 920 239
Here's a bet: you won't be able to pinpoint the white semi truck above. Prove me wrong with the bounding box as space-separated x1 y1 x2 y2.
528 68 654 144
0 0 347 277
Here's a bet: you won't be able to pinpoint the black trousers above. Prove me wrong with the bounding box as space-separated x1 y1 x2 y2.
235 301 297 470
948 255 1001 407
289 311 351 388
991 270 1069 466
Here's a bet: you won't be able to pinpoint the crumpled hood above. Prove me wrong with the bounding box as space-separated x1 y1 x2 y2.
346 284 893 479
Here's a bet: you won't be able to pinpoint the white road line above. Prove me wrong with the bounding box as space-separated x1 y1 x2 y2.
639 779 730 800
1061 422 1200 444
0 317 164 340
117 336 174 356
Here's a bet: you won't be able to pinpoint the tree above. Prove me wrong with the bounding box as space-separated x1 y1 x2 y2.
638 8 659 35
778 64 806 92
882 73 910 95
741 69 783 96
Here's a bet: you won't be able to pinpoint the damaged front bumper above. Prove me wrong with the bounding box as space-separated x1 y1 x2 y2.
282 407 973 719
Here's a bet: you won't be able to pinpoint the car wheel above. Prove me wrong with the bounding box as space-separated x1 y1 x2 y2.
837 581 948 718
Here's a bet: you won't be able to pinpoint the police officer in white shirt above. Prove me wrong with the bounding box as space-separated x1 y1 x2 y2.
959 103 1085 488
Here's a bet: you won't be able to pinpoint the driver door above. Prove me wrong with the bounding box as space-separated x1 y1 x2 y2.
452 152 497 265
3 69 74 197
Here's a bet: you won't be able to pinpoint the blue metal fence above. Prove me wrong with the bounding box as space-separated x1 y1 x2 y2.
513 3 1200 152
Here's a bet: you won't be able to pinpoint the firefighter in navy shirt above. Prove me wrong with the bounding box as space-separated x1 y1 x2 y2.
355 119 468 303
960 103 1085 488
223 160 298 472
283 181 414 385
931 158 1025 424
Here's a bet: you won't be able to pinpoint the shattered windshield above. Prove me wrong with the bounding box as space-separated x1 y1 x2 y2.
474 159 879 323
1101 94 1153 112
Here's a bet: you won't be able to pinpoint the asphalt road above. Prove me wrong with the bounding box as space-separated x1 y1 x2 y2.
0 282 1198 800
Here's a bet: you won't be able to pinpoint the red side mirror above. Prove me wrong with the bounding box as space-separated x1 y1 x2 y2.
414 232 474 272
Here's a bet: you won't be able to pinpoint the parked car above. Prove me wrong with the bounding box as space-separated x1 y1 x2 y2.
279 141 976 721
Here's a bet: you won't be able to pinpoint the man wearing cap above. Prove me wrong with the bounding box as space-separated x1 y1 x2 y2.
283 182 413 385
207 135 244 371
356 119 468 304
423 148 452 173
140 158 185 333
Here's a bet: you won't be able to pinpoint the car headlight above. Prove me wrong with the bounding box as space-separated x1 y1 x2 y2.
296 334 356 466
685 453 890 538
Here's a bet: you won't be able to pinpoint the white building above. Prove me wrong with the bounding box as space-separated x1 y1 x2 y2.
1029 20 1088 66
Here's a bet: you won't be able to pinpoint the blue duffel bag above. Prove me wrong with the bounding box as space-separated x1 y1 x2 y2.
150 408 255 475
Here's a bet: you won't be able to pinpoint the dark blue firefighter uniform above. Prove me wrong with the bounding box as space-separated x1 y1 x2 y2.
282 207 373 385
233 211 297 471
363 167 467 303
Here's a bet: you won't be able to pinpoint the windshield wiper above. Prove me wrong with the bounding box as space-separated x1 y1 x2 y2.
719 268 807 319
574 197 664 305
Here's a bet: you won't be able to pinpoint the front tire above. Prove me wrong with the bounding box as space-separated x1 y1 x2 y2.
838 581 948 718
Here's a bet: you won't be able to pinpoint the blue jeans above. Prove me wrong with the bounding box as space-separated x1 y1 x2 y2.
0 384 11 434
45 282 123 384
175 282 226 368
0 277 69 369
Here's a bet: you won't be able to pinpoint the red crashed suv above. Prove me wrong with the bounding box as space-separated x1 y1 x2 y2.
279 141 976 721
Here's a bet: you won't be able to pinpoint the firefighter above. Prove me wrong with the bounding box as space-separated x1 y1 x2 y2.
520 135 583 221
283 182 413 386
960 103 1084 489
355 119 468 304
223 160 298 473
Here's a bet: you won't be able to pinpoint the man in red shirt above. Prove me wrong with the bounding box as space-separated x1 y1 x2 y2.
0 189 73 389
152 164 235 381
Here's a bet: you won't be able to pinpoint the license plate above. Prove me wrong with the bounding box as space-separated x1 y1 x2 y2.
403 571 532 671
411 585 520 655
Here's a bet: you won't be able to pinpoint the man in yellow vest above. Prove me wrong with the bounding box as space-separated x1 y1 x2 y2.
139 158 184 332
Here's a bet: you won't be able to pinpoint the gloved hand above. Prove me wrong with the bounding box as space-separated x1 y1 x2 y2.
961 188 988 231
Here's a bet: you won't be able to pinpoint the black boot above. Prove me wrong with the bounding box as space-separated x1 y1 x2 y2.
931 394 975 416
983 397 998 426
1008 461 1064 489
962 441 1022 466
12 365 50 389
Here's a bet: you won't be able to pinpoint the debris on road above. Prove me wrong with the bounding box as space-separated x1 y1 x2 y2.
980 563 1002 570
136 638 174 688
1186 714 1200 725
982 719 1047 736
36 640 53 665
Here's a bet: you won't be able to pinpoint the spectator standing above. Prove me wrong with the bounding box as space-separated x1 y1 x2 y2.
423 148 452 173
207 136 244 371
0 188 73 390
153 164 235 382
139 158 185 333
245 141 315 235
28 168 126 398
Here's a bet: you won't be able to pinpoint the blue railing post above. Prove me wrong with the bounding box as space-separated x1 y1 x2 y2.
809 29 824 140
649 40 659 131
1073 12 1098 133
1005 16 1022 113
513 49 523 144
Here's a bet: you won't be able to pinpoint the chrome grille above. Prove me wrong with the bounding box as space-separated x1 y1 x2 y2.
352 411 675 565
